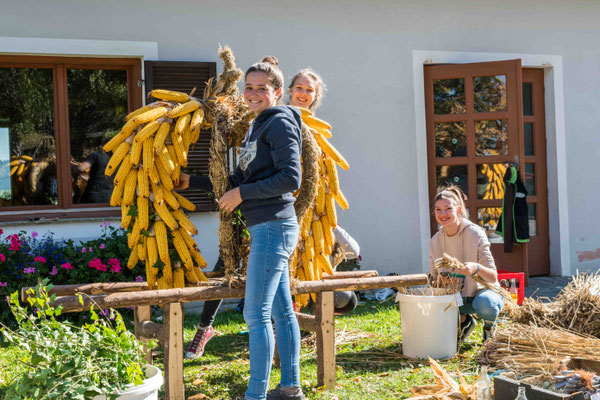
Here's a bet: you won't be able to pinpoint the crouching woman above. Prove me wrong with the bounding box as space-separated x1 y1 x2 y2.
429 186 504 343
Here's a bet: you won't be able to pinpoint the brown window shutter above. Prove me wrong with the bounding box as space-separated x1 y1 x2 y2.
144 61 217 211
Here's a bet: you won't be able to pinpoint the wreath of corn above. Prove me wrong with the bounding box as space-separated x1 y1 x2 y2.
292 109 350 307
104 89 209 290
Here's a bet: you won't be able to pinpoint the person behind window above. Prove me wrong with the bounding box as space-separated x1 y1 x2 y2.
177 56 304 400
429 185 504 343
72 145 114 204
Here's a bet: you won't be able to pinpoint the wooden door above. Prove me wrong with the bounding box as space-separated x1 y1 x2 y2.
424 59 529 275
522 69 549 275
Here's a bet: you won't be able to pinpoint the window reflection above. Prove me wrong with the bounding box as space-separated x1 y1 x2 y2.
523 82 533 116
433 78 465 114
474 75 507 113
528 203 537 236
435 122 467 157
478 207 504 242
68 69 128 204
0 67 57 207
475 119 508 156
524 123 534 156
477 163 506 200
525 163 536 196
436 165 468 194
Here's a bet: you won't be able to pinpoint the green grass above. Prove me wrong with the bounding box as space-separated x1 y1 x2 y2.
1 299 485 399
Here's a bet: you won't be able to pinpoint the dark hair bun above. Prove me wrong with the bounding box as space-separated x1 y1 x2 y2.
261 56 279 67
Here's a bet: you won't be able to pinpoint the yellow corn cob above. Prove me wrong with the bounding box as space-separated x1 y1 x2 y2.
128 219 141 249
172 209 198 235
170 131 187 168
184 269 199 283
20 155 33 162
174 113 191 136
305 236 315 259
166 145 180 179
125 105 153 121
105 141 130 177
9 165 19 175
138 236 147 261
9 160 21 167
325 193 337 226
316 183 325 215
129 137 143 165
314 133 349 170
137 168 149 198
303 114 332 131
301 252 314 281
334 189 349 210
313 256 322 280
153 201 179 230
132 106 169 124
192 266 208 282
126 248 139 269
300 208 313 239
157 276 170 290
146 235 158 267
17 165 29 181
167 100 200 119
137 195 149 230
162 261 173 286
150 89 189 103
312 220 325 254
121 169 138 206
121 204 133 229
162 187 180 210
156 158 174 191
173 267 185 288
317 154 326 175
178 226 197 249
113 154 132 185
110 176 125 207
103 120 137 152
191 250 207 268
190 108 205 135
321 214 334 249
317 253 334 276
171 229 193 267
134 120 160 143
157 146 176 177
142 137 154 174
182 123 192 151
148 164 160 185
174 191 196 211
146 260 157 290
153 121 171 155
150 180 163 204
324 158 339 196
153 221 170 263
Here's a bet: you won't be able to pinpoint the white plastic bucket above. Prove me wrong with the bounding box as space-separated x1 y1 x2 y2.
93 364 163 400
396 288 461 359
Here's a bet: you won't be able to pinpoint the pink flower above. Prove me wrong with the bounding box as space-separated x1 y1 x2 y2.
81 247 86 253
88 258 107 272
34 256 46 263
49 266 58 276
99 244 106 249
61 262 73 270
23 267 36 274
8 234 22 251
0 282 7 287
0 254 5 262
135 276 144 282
0 228 3 235
31 231 38 238
88 247 93 252
108 258 121 273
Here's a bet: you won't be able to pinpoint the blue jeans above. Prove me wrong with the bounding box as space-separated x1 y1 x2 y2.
460 289 505 324
244 217 300 400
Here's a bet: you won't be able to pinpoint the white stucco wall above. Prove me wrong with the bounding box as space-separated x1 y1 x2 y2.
1 0 599 276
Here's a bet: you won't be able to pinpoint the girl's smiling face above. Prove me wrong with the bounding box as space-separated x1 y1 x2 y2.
434 198 462 229
289 75 317 110
244 71 281 115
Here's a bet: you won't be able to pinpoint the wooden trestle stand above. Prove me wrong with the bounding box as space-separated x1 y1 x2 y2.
22 271 427 400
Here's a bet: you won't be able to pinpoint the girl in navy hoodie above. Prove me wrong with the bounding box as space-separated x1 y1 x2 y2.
178 56 304 400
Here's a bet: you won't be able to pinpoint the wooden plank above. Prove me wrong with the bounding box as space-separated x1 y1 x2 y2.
52 274 428 313
163 303 185 400
322 270 378 280
315 291 335 389
296 312 316 332
134 306 153 365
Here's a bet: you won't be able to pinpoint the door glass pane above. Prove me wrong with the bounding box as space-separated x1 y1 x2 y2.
67 69 128 204
524 123 534 156
475 119 508 156
523 82 533 116
528 203 537 237
433 78 465 114
525 163 536 196
478 207 504 243
476 163 506 200
435 122 466 157
474 75 507 113
436 165 468 194
0 67 57 207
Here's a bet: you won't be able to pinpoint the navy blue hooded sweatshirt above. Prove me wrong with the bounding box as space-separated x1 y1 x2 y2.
189 105 302 227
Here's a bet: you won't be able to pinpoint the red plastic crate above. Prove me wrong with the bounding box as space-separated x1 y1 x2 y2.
497 270 524 305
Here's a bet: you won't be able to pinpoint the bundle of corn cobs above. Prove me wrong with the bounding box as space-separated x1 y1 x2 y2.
9 155 37 182
103 89 208 290
292 110 350 307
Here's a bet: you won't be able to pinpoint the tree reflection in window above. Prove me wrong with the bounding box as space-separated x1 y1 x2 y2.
474 75 507 113
435 122 467 157
433 79 465 114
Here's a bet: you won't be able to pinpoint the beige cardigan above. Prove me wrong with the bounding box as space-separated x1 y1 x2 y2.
429 219 499 297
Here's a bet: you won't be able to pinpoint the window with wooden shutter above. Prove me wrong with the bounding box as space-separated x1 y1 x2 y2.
144 61 217 212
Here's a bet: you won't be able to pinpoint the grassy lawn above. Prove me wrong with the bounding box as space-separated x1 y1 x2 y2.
1 298 485 399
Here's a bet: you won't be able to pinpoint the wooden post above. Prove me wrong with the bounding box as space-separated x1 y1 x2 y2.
134 306 153 365
315 291 335 389
163 302 184 400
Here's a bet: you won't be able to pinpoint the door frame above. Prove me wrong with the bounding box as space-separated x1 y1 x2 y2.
412 50 570 277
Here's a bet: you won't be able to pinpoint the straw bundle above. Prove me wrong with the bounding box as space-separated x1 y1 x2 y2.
478 323 600 375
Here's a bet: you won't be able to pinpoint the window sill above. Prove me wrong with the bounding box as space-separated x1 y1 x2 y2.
0 207 120 225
